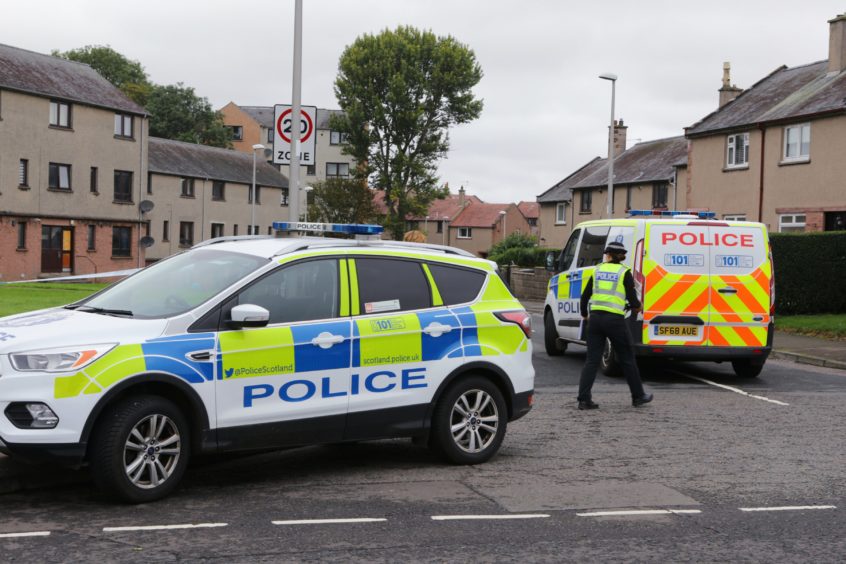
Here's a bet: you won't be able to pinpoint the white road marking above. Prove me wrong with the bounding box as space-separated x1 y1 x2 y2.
677 373 789 406
103 523 228 532
740 505 836 512
577 509 702 517
0 531 51 539
271 518 387 525
431 514 550 521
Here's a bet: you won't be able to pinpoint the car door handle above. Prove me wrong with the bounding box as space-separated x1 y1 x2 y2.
423 322 453 338
717 287 738 294
311 332 345 349
187 350 214 362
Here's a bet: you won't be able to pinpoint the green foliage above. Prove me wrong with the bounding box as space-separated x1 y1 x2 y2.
0 283 106 317
308 178 378 225
488 233 550 267
777 314 846 340
770 232 846 314
53 45 151 105
332 26 483 240
146 84 232 148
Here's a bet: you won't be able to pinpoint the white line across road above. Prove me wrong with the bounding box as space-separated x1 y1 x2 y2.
271 518 387 525
577 509 702 517
674 372 790 406
0 531 51 539
431 514 550 521
103 523 228 532
740 505 836 512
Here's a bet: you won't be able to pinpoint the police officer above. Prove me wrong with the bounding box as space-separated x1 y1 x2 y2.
577 241 653 410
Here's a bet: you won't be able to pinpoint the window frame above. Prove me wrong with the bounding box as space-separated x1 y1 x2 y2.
162 220 170 242
726 132 749 168
114 113 134 138
329 130 348 145
652 182 669 209
778 213 806 233
111 226 132 258
212 180 225 201
179 221 195 247
783 123 810 163
230 125 244 141
457 227 472 239
248 184 261 205
48 162 72 191
113 170 133 203
181 177 195 198
18 159 28 188
555 202 567 225
211 222 225 239
326 162 350 178
723 214 747 221
87 224 96 251
90 167 99 193
579 190 592 213
16 221 27 250
49 100 71 128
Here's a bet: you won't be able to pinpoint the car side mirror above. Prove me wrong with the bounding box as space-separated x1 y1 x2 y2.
228 304 270 329
545 251 557 272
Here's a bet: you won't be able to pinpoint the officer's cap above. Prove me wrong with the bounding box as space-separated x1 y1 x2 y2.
604 241 627 254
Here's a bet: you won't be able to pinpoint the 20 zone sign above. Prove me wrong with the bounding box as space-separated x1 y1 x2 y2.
273 105 317 165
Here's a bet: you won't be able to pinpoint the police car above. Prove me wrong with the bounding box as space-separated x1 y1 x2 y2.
0 223 534 502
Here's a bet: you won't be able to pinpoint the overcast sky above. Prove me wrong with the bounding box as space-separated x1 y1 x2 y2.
3 1 844 203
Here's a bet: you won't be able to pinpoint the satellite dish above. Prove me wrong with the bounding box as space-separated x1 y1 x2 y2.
139 236 155 248
139 200 155 213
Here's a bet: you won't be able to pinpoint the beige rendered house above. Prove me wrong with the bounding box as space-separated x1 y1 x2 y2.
448 201 531 258
685 13 846 232
0 43 149 281
404 187 482 245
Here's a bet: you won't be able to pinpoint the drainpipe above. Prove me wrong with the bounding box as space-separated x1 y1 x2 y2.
757 124 766 222
137 115 145 269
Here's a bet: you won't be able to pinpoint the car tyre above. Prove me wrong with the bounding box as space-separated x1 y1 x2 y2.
431 376 507 465
600 338 622 377
90 395 190 504
544 311 566 356
732 359 764 378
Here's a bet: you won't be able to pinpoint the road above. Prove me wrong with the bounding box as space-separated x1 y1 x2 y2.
1 314 845 562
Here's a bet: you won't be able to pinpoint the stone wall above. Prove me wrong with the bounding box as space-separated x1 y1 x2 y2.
507 266 553 301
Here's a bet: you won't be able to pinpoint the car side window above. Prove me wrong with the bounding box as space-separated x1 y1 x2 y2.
559 229 581 272
355 258 430 313
575 226 610 268
237 258 339 324
427 263 486 305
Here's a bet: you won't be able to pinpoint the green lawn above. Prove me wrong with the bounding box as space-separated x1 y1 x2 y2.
778 314 846 340
0 283 107 317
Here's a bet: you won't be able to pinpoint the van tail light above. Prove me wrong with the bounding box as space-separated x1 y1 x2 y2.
495 311 532 338
633 238 645 306
768 248 776 317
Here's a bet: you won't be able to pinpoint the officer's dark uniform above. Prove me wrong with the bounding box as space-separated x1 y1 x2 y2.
577 241 653 409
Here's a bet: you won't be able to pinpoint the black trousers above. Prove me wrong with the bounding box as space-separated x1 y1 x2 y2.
578 310 645 402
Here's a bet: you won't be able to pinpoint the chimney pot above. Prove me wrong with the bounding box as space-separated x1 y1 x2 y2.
718 61 743 108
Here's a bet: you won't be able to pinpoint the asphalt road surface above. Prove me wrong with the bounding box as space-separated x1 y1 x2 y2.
1 314 845 563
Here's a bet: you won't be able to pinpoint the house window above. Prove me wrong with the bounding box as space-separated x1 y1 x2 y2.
652 182 668 209
212 180 225 201
266 128 274 143
580 190 592 213
779 214 806 233
267 226 273 235
330 131 347 145
458 227 472 239
248 185 261 204
181 177 195 197
112 226 131 257
18 159 28 187
436 221 443 234
783 123 810 162
555 202 567 224
211 222 225 239
726 132 749 168
114 113 133 138
247 225 259 235
233 224 239 236
326 162 350 178
162 220 170 242
306 165 316 176
723 214 746 221
179 221 194 247
87 224 96 251
625 187 632 210
49 100 71 128
16 221 26 250
90 167 98 193
114 170 133 203
48 163 71 190
147 172 153 194
230 125 243 141
281 188 289 206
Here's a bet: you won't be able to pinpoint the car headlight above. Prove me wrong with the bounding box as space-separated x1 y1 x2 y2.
9 344 117 373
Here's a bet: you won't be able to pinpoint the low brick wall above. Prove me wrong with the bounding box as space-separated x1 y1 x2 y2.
507 266 553 301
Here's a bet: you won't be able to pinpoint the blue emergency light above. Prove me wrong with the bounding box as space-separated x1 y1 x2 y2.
628 209 717 219
272 221 384 235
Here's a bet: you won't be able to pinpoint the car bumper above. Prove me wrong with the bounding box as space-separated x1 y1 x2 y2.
510 390 534 421
0 436 86 466
635 344 771 363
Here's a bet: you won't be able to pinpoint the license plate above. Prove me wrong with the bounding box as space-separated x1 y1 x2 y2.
654 324 700 337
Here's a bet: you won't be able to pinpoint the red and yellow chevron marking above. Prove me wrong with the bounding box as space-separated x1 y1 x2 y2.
641 258 709 346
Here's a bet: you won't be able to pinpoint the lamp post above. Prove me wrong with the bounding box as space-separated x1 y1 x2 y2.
251 143 265 234
442 216 449 245
498 210 507 241
303 185 313 222
599 73 617 218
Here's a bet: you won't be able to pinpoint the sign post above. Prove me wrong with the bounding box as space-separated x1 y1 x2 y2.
272 105 317 166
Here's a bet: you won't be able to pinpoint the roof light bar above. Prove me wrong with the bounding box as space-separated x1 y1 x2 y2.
628 209 716 219
272 222 384 235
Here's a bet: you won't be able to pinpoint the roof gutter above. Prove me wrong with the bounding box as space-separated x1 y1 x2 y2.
685 108 846 140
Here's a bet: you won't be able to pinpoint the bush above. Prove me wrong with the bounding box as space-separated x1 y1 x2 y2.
771 231 846 315
490 246 551 268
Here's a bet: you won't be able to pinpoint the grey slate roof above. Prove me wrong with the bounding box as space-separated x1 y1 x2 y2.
148 137 288 188
0 43 146 115
537 157 603 203
686 60 846 136
238 106 343 130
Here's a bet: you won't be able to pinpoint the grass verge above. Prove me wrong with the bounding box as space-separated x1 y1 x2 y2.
777 314 846 341
0 283 107 317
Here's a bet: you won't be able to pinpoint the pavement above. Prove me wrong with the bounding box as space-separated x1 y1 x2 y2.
0 301 842 497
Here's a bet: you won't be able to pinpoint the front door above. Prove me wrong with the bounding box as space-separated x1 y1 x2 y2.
825 211 846 231
41 225 73 273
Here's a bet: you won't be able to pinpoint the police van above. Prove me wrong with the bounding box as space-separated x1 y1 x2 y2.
0 223 534 502
544 211 774 378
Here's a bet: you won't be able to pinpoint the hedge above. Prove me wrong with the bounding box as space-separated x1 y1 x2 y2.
770 231 846 315
489 246 551 268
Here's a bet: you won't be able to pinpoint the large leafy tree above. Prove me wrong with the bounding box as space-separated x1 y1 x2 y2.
307 178 377 225
333 26 483 239
52 45 151 106
145 83 232 148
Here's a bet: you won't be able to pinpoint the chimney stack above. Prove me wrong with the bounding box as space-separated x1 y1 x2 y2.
719 62 743 108
458 185 466 209
828 13 846 74
611 119 627 157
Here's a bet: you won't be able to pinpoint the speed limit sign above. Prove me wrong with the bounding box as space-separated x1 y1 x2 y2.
273 104 317 165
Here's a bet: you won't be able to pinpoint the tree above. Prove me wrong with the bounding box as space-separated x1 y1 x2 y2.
308 178 377 225
52 45 151 106
332 26 483 240
146 84 232 148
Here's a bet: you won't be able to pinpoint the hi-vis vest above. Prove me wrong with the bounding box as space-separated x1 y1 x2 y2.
590 262 629 315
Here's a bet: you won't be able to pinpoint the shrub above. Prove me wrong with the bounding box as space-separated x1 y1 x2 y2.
770 231 846 315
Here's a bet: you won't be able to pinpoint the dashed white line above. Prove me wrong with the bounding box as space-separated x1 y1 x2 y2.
0 531 51 539
677 373 789 406
271 518 387 525
103 523 228 532
577 509 702 517
431 514 550 521
740 505 836 512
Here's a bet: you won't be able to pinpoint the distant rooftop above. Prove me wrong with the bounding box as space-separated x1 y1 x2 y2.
451 202 511 228
236 105 343 130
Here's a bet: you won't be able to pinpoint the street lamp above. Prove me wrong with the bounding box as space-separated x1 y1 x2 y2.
303 185 313 222
499 210 507 241
599 73 617 218
251 143 265 234
442 216 449 245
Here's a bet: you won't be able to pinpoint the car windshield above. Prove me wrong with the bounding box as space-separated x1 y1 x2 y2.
79 249 269 319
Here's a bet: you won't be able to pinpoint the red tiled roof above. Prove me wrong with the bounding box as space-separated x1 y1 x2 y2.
407 193 483 221
517 201 539 219
451 202 511 228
